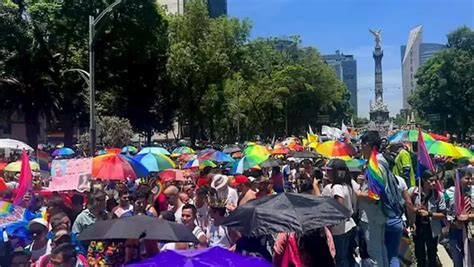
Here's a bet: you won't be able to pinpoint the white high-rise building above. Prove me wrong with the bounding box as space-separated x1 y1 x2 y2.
401 26 444 109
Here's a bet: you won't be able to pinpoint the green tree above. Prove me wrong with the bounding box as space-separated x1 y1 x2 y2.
410 26 473 137
167 0 251 144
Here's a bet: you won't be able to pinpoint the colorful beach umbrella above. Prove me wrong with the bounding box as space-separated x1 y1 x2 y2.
287 143 304 152
52 147 75 157
389 130 434 143
183 159 216 170
138 147 171 156
4 161 40 172
231 155 267 174
243 144 270 164
316 141 355 158
159 169 186 182
344 159 366 169
172 147 195 156
92 154 149 180
198 150 233 163
133 153 176 172
426 141 460 158
121 146 138 154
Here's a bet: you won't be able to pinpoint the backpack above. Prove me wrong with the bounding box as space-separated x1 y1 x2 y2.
379 159 405 218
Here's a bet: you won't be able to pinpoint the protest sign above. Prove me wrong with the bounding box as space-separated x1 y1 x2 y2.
49 158 92 192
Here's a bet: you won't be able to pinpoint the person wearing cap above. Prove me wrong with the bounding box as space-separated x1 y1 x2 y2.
232 175 256 206
27 218 51 263
211 174 238 209
321 159 357 267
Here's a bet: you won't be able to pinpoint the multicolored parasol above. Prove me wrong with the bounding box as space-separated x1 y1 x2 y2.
389 130 434 143
231 155 267 174
426 141 461 158
4 161 40 172
316 140 355 158
183 159 217 170
92 154 149 180
271 144 289 155
138 147 171 156
172 146 196 156
133 153 176 172
121 146 138 154
243 144 270 163
198 150 233 162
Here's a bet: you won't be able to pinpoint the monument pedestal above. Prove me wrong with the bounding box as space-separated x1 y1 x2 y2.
370 109 390 123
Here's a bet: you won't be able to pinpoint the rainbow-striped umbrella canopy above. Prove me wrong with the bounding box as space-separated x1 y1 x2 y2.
93 154 149 180
389 130 434 143
133 152 176 172
316 141 355 158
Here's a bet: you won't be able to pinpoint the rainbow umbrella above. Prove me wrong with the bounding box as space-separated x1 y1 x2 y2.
271 144 289 155
344 159 366 169
426 141 460 158
198 150 233 163
138 147 171 156
183 159 216 170
455 146 473 158
4 161 40 172
172 146 195 156
52 147 75 157
121 146 138 154
133 153 176 172
92 154 149 180
244 144 270 163
389 130 434 143
316 141 355 158
231 155 267 174
287 143 304 152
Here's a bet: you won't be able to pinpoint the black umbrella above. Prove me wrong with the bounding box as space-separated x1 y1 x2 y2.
222 193 351 237
291 151 320 159
78 215 198 243
260 158 283 168
223 145 241 154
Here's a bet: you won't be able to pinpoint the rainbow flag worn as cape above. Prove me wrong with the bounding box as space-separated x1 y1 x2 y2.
366 147 385 200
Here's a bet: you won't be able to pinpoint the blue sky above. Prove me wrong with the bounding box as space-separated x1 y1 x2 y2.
228 0 474 118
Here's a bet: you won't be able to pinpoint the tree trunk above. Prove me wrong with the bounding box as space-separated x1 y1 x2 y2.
63 113 74 148
24 108 39 150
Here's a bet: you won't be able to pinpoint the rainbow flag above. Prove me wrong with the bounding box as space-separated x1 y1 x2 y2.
0 201 14 217
37 150 50 171
366 147 385 200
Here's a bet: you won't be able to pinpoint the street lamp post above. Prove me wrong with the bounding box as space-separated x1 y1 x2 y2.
88 0 123 156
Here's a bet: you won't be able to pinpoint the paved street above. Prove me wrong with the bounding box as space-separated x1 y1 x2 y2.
438 244 453 267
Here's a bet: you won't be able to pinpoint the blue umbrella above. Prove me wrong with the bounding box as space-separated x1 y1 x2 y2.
52 147 75 157
138 147 171 156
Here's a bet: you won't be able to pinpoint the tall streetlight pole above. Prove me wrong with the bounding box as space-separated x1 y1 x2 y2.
88 0 123 156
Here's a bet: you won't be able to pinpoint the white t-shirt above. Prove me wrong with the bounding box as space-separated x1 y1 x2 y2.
218 187 238 207
207 224 231 248
323 183 356 236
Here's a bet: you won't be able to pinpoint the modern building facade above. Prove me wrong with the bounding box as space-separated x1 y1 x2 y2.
323 51 358 116
401 26 444 109
157 0 227 17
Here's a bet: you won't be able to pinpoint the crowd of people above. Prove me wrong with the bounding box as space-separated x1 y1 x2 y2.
0 130 473 267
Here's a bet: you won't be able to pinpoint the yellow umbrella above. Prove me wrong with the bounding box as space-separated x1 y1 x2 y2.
4 161 40 172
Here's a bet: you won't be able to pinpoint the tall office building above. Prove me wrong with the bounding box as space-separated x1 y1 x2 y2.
323 51 358 116
401 26 444 109
157 0 227 17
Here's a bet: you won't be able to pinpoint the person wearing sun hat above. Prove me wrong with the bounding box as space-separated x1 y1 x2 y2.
211 174 238 209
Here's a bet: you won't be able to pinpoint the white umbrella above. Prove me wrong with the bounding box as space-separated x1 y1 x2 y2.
0 139 34 151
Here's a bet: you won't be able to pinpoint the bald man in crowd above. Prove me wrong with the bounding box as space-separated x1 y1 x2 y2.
163 186 185 223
